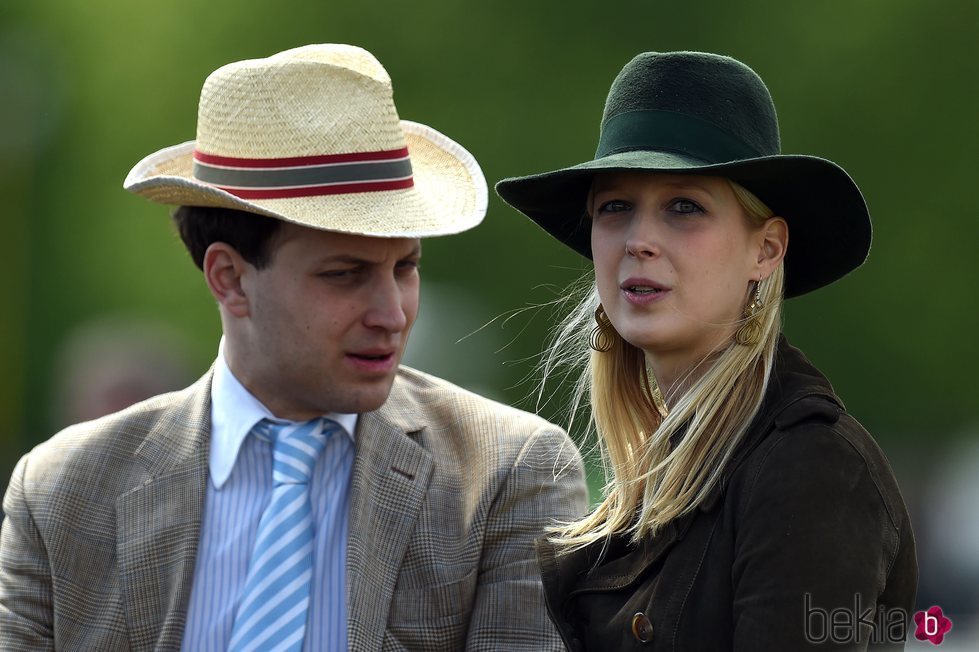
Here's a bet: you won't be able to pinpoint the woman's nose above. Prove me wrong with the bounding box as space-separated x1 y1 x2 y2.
625 217 661 259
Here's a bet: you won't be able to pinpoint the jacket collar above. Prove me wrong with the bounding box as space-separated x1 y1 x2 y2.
696 335 843 512
345 370 434 650
540 512 702 601
117 370 213 652
208 347 358 488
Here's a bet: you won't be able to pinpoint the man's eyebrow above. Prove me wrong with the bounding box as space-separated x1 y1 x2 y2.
317 245 422 265
317 254 371 265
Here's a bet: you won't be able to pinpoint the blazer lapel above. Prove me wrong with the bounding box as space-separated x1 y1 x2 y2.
346 379 433 651
116 373 212 652
569 514 699 595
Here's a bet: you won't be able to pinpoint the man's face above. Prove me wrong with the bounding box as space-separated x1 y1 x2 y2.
232 222 420 419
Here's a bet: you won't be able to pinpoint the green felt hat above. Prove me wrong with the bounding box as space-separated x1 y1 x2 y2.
495 51 871 298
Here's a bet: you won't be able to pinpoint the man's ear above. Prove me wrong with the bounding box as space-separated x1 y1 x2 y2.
755 216 788 279
203 242 251 318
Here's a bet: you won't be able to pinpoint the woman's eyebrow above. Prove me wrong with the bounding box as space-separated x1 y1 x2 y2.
591 182 718 201
659 181 718 199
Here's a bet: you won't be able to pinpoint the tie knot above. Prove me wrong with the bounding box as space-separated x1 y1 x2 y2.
258 418 339 485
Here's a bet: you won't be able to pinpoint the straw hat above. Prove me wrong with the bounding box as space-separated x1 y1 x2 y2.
496 51 872 298
125 44 487 238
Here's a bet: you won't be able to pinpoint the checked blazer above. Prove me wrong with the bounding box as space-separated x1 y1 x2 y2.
0 365 588 651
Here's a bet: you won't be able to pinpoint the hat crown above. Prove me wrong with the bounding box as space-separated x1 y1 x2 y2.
269 43 391 84
195 44 405 159
598 51 781 161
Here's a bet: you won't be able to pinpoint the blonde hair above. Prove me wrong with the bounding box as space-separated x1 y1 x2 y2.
541 180 785 550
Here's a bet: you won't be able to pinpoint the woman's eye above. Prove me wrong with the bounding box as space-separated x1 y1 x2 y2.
596 199 630 214
668 198 704 214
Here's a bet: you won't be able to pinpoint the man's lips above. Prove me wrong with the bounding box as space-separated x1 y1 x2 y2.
347 349 395 360
345 349 397 372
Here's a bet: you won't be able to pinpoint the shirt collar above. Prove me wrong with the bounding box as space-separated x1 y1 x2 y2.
209 337 358 488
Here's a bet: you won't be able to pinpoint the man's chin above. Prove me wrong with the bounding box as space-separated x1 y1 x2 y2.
331 375 398 415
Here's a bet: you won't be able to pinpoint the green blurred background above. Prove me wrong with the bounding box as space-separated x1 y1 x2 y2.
3 0 978 645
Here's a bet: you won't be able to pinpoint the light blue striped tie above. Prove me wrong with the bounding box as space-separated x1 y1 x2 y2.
228 417 338 652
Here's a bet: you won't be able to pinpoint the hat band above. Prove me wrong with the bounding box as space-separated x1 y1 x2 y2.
596 110 763 163
192 147 414 199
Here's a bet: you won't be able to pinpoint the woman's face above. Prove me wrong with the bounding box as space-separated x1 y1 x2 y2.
590 171 767 369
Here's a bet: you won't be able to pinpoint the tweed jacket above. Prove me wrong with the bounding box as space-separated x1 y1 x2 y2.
0 365 588 651
538 338 917 651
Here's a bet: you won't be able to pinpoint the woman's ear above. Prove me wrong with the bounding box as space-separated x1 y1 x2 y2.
203 242 251 318
756 216 788 278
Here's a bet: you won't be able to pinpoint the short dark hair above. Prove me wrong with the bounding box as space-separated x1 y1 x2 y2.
171 205 284 270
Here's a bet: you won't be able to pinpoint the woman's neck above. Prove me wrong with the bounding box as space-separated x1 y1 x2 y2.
644 342 727 407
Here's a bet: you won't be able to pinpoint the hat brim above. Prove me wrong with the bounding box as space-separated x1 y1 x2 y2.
495 150 871 298
125 120 487 239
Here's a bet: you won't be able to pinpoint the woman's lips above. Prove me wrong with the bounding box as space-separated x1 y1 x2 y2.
621 286 670 306
621 278 670 306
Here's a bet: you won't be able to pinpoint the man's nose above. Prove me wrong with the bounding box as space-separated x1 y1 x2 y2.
363 278 409 332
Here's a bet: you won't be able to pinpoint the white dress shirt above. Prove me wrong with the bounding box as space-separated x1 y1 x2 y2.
181 340 357 651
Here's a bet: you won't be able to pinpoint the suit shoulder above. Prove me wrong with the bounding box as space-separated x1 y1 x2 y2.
15 378 207 493
387 367 584 493
34 384 197 455
388 367 580 469
393 366 558 431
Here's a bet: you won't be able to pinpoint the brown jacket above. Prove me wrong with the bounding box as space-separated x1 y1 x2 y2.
538 338 917 651
0 365 588 651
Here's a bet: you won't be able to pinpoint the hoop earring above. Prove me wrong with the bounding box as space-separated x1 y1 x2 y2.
734 280 764 346
589 305 616 352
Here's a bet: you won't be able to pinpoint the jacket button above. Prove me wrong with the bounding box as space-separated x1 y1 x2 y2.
631 612 653 643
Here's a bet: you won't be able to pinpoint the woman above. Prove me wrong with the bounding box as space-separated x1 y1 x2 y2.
496 52 917 650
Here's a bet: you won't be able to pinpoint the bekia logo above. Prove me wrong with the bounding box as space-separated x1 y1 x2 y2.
803 593 907 645
914 606 952 645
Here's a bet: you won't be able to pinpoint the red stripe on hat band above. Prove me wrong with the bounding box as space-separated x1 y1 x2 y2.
193 147 411 169
217 178 415 199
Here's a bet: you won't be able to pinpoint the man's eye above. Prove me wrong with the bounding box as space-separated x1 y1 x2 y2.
668 198 704 214
319 269 355 279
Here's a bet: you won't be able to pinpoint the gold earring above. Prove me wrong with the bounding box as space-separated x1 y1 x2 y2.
589 305 616 352
734 280 764 346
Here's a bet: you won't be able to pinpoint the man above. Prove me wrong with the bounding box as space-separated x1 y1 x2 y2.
0 44 587 651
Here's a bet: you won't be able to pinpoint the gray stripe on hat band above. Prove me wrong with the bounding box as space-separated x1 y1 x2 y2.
192 158 413 188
